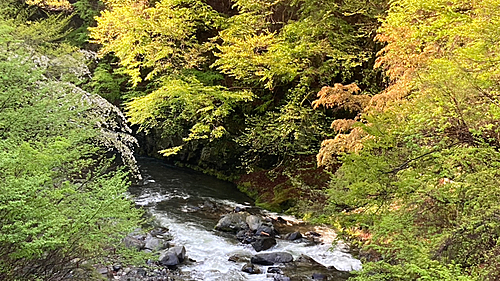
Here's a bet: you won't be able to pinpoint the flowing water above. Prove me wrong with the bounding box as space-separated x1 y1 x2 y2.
129 157 362 280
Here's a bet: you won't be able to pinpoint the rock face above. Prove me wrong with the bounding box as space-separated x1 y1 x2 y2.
215 212 250 233
251 237 277 252
251 252 294 265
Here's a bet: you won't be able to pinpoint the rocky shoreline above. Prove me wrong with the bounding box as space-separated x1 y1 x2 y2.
96 202 353 281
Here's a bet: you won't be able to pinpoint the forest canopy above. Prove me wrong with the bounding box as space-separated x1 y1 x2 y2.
2 0 500 280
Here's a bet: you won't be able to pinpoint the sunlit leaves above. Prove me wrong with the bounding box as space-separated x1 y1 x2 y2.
90 0 223 85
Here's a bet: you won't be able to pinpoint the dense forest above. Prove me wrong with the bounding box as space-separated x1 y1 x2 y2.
2 0 500 280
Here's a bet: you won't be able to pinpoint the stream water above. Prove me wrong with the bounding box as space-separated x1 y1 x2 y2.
128 157 362 280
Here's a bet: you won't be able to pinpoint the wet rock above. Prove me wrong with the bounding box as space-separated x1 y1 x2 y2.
202 200 217 210
284 231 302 241
112 265 122 272
228 254 250 263
171 246 186 262
251 237 277 252
144 235 169 251
280 255 352 281
267 267 283 274
255 224 275 237
241 263 261 274
251 252 293 265
234 206 244 213
246 215 262 231
236 229 255 243
159 251 179 267
150 227 169 238
215 212 249 233
159 246 186 267
306 231 321 237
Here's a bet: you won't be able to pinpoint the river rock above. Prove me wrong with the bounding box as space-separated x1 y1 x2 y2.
159 251 179 267
150 227 169 238
159 246 186 267
251 252 293 265
251 237 277 252
284 231 302 241
228 254 249 263
215 212 250 233
96 267 108 275
171 246 186 262
246 215 262 231
267 267 283 274
241 263 261 274
144 236 169 251
255 224 275 237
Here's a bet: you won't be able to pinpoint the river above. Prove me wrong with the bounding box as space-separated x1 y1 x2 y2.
128 157 362 280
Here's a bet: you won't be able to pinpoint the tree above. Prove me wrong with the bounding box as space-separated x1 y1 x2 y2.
323 0 500 279
0 12 142 280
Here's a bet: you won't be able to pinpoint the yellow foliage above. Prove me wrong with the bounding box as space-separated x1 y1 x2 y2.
25 0 73 11
312 83 369 112
90 0 220 85
316 127 373 168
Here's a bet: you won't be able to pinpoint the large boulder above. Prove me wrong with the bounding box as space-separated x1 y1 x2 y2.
215 212 250 233
251 237 277 252
251 252 293 265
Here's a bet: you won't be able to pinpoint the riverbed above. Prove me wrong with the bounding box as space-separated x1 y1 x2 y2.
128 157 361 280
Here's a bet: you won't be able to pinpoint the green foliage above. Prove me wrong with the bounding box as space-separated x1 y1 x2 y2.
89 61 128 104
126 75 253 155
90 0 224 85
326 0 500 280
214 0 386 90
237 101 328 171
0 17 142 280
